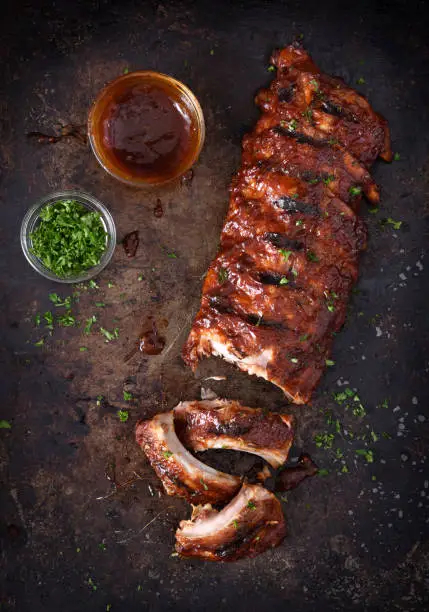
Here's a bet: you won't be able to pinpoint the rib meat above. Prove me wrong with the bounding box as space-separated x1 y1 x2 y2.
174 399 294 468
175 482 286 561
135 411 241 504
183 44 391 404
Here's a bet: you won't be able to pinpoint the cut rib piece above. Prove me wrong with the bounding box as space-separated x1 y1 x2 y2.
175 482 286 561
275 453 319 491
174 399 294 468
183 44 391 404
135 411 241 504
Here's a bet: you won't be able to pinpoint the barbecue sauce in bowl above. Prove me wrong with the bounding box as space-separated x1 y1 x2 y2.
88 72 205 186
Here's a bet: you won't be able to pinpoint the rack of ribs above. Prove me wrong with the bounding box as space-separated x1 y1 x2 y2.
183 44 391 404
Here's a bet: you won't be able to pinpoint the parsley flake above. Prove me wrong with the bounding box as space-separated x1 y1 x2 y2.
218 267 229 284
117 410 129 422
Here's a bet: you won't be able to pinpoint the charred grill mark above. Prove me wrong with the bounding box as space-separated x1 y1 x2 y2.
209 295 234 314
278 85 295 102
320 99 358 123
209 296 286 329
258 271 286 285
274 125 325 147
211 422 252 436
264 232 303 251
214 523 266 559
273 195 319 216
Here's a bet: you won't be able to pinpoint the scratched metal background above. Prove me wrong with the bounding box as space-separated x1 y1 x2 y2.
0 0 428 610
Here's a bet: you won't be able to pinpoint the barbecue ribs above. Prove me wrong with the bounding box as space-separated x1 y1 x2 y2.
174 399 294 468
175 482 286 561
183 44 391 403
136 411 241 504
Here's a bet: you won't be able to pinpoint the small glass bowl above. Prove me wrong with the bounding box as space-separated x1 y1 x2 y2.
20 190 117 284
88 71 205 187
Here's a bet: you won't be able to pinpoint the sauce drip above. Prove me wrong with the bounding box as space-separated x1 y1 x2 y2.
101 83 196 182
139 316 166 355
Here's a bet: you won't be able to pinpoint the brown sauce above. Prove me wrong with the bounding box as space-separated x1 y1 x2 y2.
99 81 198 183
139 316 165 355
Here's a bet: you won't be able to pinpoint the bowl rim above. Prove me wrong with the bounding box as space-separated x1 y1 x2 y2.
87 70 205 187
20 189 117 284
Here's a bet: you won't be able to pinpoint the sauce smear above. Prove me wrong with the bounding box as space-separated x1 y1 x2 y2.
101 82 197 183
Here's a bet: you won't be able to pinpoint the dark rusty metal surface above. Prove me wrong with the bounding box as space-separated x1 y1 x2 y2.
1 1 428 610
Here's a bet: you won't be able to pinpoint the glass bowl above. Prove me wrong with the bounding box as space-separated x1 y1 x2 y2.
87 71 205 187
20 190 117 284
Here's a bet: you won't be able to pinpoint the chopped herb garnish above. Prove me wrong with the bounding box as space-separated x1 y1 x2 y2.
107 281 114 288
279 249 292 261
43 311 54 331
307 250 319 262
123 390 133 401
318 468 329 476
368 207 379 214
370 430 379 443
0 420 12 429
328 138 339 145
291 192 299 199
123 67 129 74
199 478 208 491
79 346 88 352
167 252 178 259
296 219 303 226
349 186 362 197
314 432 335 449
299 334 309 342
325 359 335 366
279 276 289 285
100 327 119 342
302 107 313 121
323 175 335 185
341 464 349 473
288 119 298 131
308 177 320 185
290 357 299 364
95 302 105 308
117 410 129 422
87 577 97 591
34 313 41 327
137 274 143 282
89 280 99 289
355 449 374 463
327 304 335 312
356 77 366 85
163 451 173 459
99 542 106 551
34 338 44 347
291 267 298 277
386 217 402 230
247 501 256 510
352 403 366 417
232 520 239 529
49 293 72 308
218 267 229 284
267 65 275 72
30 200 107 278
84 315 97 334
57 311 76 327
309 78 319 91
393 152 400 161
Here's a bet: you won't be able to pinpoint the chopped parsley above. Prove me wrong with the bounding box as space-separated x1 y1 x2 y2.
279 249 292 261
44 311 54 331
163 451 173 459
309 79 319 91
100 327 119 342
355 449 374 463
299 334 309 342
123 390 133 401
232 520 239 529
79 347 88 352
314 432 335 449
199 478 208 491
393 152 400 161
290 357 299 364
356 77 366 85
0 420 11 429
386 217 402 230
328 138 339 145
34 313 41 327
138 274 143 282
288 119 298 131
349 186 362 197
267 65 275 72
95 302 105 308
368 207 379 214
323 175 335 185
117 410 129 422
87 577 97 591
49 293 72 308
279 276 289 285
30 200 107 278
295 219 303 226
247 501 256 510
306 250 319 262
302 107 313 121
123 67 129 74
57 312 76 327
318 468 329 476
325 359 335 366
167 252 178 259
84 315 97 334
89 280 99 289
218 267 229 284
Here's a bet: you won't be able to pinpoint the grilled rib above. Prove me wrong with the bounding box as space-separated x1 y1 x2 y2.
174 399 294 468
175 482 286 561
135 411 241 504
183 44 391 404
